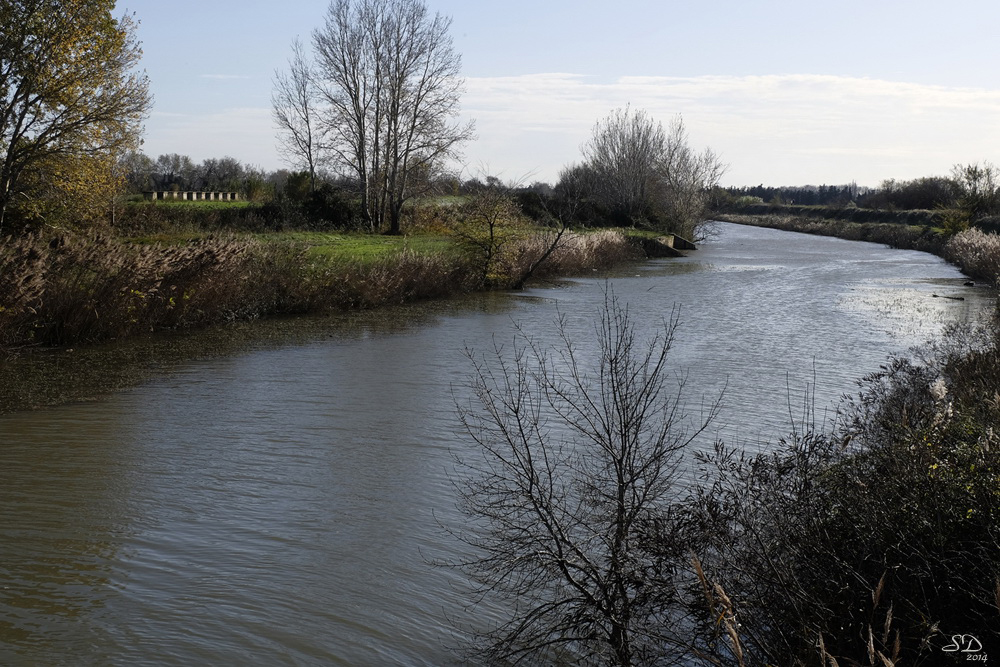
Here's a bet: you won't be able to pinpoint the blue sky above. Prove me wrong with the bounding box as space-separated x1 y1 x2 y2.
135 0 1000 187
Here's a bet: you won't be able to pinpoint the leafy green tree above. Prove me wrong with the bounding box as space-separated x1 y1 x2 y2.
0 0 151 233
448 178 529 287
16 148 124 227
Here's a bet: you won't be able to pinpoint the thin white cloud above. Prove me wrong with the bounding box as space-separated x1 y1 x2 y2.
140 73 1000 186
459 73 1000 185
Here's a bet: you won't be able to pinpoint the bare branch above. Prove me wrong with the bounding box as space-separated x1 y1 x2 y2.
453 290 720 665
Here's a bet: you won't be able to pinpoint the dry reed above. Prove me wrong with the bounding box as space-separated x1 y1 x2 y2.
505 229 643 284
0 225 645 349
945 227 1000 285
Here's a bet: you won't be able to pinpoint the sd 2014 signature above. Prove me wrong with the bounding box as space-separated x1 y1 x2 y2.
944 634 987 661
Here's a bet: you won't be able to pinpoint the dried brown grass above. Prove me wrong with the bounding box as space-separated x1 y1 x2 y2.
0 233 480 348
0 233 304 347
945 227 1000 285
0 225 638 349
505 228 643 285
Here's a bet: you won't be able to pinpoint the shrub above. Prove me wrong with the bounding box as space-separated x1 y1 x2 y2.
0 233 311 347
689 325 1000 665
945 227 1000 285
448 186 532 287
302 184 363 229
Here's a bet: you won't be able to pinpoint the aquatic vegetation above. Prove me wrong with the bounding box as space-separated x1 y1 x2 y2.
945 227 1000 285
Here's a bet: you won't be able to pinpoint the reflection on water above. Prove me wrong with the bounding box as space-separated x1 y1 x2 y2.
0 411 131 663
0 291 522 415
0 223 994 665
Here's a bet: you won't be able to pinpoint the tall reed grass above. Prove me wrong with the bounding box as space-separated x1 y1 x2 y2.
498 229 643 288
0 233 305 347
0 227 639 349
945 227 1000 285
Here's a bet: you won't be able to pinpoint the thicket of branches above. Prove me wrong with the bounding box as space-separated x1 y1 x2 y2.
555 108 726 240
455 293 720 665
456 295 1000 666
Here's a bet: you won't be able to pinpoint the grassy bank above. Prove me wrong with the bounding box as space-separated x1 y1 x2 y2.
0 227 644 350
714 212 948 254
717 211 1000 287
725 202 943 226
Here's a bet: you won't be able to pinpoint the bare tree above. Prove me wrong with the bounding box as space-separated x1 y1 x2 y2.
311 0 474 234
272 38 324 193
582 106 665 224
577 108 725 239
656 117 727 241
454 293 720 666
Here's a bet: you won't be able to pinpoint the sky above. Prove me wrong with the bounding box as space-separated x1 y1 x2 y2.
134 0 1000 188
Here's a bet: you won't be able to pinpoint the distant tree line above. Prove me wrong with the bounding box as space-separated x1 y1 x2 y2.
722 183 865 207
121 152 271 197
719 162 1000 234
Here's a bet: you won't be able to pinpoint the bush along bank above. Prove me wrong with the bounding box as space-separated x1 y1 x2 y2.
716 212 1000 287
689 317 1000 664
714 212 948 254
944 227 1000 286
0 228 644 350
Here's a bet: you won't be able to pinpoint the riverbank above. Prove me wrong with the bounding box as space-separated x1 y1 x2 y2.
3 223 995 664
715 212 1000 286
714 212 946 254
0 227 647 351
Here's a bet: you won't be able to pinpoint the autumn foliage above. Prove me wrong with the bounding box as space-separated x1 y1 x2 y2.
0 0 151 233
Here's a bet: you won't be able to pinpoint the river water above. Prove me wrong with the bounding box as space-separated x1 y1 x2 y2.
0 222 993 665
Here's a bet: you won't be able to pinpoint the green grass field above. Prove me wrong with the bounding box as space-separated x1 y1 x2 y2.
127 228 460 264
264 231 459 263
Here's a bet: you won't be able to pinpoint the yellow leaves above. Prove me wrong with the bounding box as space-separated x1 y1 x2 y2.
1 0 150 232
14 149 125 227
